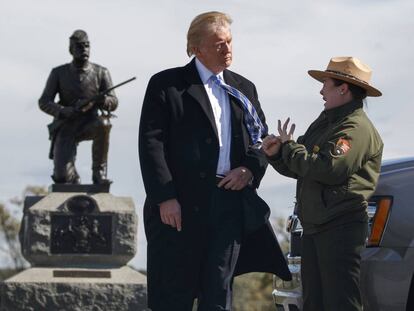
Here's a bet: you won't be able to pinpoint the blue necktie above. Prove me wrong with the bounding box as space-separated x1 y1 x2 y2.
210 75 266 144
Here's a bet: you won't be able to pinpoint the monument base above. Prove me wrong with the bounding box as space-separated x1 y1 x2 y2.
49 183 110 193
1 266 149 311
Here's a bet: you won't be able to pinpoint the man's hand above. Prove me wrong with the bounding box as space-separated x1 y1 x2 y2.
218 166 253 190
159 199 182 232
262 134 282 157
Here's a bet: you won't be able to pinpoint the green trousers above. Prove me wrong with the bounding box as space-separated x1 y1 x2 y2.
301 221 368 311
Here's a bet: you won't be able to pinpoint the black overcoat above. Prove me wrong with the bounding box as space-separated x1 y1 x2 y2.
139 59 291 282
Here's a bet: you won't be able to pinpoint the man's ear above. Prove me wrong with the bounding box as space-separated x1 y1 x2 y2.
192 46 200 57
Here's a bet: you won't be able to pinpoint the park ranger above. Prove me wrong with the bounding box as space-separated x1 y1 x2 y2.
262 56 383 311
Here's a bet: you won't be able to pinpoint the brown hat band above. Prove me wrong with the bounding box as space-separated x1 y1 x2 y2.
326 70 369 85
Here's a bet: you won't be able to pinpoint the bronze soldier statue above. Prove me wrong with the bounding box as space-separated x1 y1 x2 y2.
39 30 118 185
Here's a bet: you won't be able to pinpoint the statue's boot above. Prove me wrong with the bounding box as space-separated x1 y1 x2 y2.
67 162 81 184
52 161 80 184
92 163 112 185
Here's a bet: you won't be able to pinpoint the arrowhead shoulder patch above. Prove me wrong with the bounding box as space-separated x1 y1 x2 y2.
333 137 351 156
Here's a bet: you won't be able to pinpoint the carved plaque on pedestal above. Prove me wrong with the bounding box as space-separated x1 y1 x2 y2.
50 214 112 254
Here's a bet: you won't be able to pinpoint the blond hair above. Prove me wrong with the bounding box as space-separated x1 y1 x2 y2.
186 11 232 57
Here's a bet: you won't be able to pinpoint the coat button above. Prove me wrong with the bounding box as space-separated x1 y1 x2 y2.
205 137 212 144
199 172 206 178
194 206 200 212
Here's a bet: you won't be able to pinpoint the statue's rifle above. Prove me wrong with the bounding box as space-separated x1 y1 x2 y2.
74 76 137 117
48 77 136 137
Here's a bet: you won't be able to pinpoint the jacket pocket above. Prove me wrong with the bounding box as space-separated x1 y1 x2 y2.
322 183 349 209
299 179 327 224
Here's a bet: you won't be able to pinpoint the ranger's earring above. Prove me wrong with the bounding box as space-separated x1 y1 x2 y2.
340 91 344 95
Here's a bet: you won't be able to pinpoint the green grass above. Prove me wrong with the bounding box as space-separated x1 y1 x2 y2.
233 272 275 311
192 272 275 311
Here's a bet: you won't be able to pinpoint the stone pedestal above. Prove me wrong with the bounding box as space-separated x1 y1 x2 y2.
1 185 148 311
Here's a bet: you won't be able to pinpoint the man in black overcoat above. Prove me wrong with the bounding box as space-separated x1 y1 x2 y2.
139 11 291 311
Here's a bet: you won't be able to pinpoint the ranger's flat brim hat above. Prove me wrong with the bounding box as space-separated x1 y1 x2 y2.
308 56 382 97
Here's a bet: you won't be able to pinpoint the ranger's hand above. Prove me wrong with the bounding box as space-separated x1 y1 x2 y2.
59 106 75 119
262 134 282 157
278 118 296 143
159 199 182 232
218 166 253 190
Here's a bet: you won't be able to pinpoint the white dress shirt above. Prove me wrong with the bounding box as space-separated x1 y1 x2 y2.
195 58 231 176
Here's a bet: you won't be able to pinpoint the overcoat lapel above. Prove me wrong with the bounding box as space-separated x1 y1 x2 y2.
184 60 218 139
224 69 247 166
223 69 245 127
183 62 247 142
223 69 241 89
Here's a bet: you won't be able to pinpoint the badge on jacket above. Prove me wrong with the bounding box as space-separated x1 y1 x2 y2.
333 137 351 156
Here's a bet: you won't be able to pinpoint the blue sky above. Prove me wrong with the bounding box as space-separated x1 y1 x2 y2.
1 0 413 269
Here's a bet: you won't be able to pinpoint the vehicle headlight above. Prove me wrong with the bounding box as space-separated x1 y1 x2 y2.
366 196 393 247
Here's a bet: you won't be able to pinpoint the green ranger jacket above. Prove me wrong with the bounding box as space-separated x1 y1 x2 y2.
269 100 383 234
